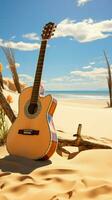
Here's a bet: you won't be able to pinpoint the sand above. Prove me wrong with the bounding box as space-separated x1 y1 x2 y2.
0 93 112 200
0 147 112 200
54 99 112 139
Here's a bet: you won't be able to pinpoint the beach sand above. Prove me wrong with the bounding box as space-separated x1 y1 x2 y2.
54 99 112 139
0 94 112 200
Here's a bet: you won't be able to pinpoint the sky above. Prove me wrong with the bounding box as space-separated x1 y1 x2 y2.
0 0 112 91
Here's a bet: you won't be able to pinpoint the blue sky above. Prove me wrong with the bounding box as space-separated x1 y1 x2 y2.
0 0 112 90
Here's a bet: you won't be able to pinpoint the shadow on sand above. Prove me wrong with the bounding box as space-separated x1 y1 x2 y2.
0 154 52 174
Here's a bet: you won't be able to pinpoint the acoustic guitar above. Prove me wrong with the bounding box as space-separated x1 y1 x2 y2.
6 22 58 160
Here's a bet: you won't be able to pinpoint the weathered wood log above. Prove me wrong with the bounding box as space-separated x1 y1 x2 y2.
58 136 112 149
57 124 112 159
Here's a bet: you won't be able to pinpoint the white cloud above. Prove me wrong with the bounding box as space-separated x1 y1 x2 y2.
22 33 40 41
71 67 107 79
6 62 20 69
19 74 46 88
52 67 107 84
54 18 112 42
89 62 95 65
45 66 110 90
10 35 16 40
77 0 92 6
82 65 93 69
0 38 40 51
19 74 34 86
45 79 107 90
15 63 20 67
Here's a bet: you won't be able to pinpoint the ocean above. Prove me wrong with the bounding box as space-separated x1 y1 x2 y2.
45 90 109 100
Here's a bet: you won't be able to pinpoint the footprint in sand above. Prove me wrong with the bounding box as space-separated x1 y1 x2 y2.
50 190 73 200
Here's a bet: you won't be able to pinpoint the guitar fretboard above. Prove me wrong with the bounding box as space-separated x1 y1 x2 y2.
30 40 47 104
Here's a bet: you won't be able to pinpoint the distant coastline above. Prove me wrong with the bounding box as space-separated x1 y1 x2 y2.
45 90 109 100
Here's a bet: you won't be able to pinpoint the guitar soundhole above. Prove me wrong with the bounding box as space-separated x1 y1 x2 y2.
28 103 38 114
25 100 41 118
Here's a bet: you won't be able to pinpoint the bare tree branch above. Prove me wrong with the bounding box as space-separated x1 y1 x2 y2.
104 51 112 107
1 46 21 93
0 91 16 123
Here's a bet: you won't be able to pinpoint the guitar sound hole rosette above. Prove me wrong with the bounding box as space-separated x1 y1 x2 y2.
24 100 41 119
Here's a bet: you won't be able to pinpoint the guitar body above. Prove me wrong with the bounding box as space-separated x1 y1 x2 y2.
6 87 58 160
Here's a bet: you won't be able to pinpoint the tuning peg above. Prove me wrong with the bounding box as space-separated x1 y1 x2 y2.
49 22 54 25
44 28 47 31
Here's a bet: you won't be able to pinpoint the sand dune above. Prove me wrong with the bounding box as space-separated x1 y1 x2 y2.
0 146 112 200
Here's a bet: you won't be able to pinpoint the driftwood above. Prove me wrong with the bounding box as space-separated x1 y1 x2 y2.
1 46 21 93
104 51 112 107
0 91 16 123
57 124 112 159
0 73 4 90
0 63 4 90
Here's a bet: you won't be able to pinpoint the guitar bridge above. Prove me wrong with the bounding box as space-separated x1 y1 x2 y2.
18 129 39 135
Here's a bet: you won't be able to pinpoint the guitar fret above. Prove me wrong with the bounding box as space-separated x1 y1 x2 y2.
37 70 43 71
38 62 44 64
38 57 44 60
35 78 42 81
37 59 45 63
37 66 44 69
34 79 40 81
37 71 43 73
40 48 46 51
39 53 45 56
34 81 41 84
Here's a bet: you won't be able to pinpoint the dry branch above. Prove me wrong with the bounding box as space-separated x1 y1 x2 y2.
57 124 112 159
0 63 4 90
0 91 16 123
104 51 112 107
1 46 21 93
0 73 4 90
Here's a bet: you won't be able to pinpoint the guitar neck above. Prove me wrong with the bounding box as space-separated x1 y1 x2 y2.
30 40 47 104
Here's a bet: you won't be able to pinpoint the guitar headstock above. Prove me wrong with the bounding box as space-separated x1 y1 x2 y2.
41 22 57 40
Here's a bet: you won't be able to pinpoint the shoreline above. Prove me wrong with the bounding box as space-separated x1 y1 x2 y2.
56 98 108 108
